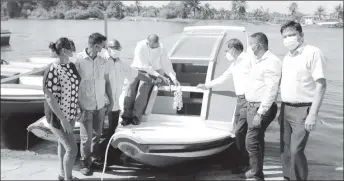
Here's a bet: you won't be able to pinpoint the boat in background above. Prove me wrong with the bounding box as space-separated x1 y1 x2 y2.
1 29 11 46
1 57 53 150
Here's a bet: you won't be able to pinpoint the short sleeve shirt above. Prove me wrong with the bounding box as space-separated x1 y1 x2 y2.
280 44 327 103
43 63 81 129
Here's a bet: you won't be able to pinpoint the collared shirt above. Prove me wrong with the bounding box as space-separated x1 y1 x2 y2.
205 52 253 95
280 43 327 103
245 50 282 115
131 39 176 81
107 57 138 111
74 49 110 111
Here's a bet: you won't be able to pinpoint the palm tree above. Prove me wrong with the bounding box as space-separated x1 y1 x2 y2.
202 3 214 19
231 0 247 20
186 0 201 17
315 5 325 20
252 8 263 20
334 4 343 20
135 0 141 16
288 2 298 17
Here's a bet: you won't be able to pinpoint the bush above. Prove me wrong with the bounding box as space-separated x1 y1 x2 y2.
29 7 50 19
49 9 65 19
74 7 103 19
64 9 82 19
159 9 178 19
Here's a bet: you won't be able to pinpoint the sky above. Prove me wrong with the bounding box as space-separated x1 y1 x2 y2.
121 1 343 15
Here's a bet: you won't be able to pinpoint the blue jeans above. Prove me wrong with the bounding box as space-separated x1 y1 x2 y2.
79 107 106 164
50 119 78 179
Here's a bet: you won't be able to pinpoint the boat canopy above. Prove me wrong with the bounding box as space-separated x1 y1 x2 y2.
168 26 247 64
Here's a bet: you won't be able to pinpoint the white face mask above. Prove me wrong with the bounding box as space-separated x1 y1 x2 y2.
109 49 121 59
226 52 235 62
283 36 300 51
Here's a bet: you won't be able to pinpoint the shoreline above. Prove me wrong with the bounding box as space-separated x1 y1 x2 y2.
3 17 342 29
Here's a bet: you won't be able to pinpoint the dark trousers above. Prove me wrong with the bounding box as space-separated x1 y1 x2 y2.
246 102 278 180
280 103 311 181
234 97 249 167
122 75 155 119
107 110 120 139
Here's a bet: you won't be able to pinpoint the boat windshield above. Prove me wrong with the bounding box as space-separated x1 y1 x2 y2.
149 27 248 122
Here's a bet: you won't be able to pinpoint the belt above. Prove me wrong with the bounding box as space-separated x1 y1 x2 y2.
237 95 245 99
248 102 261 107
283 102 312 107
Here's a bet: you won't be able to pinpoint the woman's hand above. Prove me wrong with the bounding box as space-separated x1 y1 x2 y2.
60 119 73 134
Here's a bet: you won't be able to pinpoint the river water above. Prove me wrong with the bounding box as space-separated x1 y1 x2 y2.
1 19 343 163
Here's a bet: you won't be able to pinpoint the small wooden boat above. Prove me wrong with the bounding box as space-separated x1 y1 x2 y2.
1 29 11 46
109 25 250 167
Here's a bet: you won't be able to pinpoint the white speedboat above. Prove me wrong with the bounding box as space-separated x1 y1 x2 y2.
109 25 250 167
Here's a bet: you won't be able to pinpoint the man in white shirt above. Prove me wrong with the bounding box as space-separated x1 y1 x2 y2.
197 38 252 173
122 34 180 125
279 21 327 181
244 32 281 181
99 39 161 166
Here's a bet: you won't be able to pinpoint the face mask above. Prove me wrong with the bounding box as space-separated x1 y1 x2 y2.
283 36 300 51
226 52 235 62
97 47 106 56
109 49 121 59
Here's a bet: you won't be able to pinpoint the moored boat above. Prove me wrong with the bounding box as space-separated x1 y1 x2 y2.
1 58 52 149
1 29 11 46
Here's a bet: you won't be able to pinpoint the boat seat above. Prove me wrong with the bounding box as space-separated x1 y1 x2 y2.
19 76 43 86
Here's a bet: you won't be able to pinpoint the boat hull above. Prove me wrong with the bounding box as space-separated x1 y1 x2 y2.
27 116 81 143
111 136 234 167
1 34 10 46
1 99 44 116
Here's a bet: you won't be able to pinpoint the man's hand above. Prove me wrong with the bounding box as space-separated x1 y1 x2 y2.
158 75 170 85
305 114 317 132
152 77 163 87
196 84 209 90
172 79 180 86
252 114 263 128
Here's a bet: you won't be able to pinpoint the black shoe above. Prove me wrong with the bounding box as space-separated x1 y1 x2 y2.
121 118 131 126
58 175 64 181
132 117 141 125
59 175 81 181
283 177 290 181
80 160 92 176
91 159 104 170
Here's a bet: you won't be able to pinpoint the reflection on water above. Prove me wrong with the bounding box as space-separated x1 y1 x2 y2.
1 19 343 138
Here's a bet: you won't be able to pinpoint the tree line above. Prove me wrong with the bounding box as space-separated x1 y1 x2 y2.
1 0 343 23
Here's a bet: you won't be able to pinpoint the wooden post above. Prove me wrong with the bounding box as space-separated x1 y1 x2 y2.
104 13 108 37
